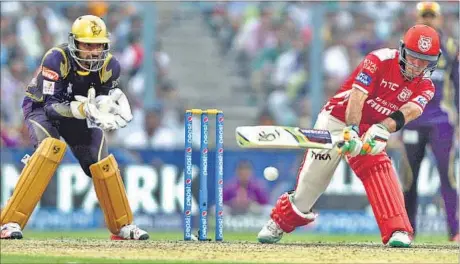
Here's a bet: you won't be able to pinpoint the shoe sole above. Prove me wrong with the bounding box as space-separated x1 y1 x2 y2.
257 237 281 244
139 234 149 240
389 240 411 248
110 234 149 240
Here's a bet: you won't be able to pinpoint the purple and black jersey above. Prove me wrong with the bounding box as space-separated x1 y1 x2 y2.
21 44 121 176
22 44 121 120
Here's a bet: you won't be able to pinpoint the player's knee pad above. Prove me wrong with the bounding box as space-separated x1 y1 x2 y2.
348 154 413 244
1 138 66 229
270 191 317 233
89 154 133 235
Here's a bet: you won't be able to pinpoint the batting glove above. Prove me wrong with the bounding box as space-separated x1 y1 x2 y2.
360 124 390 155
338 125 363 157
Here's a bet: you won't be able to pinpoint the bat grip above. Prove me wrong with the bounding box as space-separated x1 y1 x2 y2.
331 134 345 148
333 134 348 154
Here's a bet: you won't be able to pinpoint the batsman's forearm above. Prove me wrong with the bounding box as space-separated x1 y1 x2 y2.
44 102 74 119
380 102 421 133
345 89 367 126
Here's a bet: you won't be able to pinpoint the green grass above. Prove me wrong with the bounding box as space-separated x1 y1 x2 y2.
1 230 456 264
1 255 189 264
20 229 452 244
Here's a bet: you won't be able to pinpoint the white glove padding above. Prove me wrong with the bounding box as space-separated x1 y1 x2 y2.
361 124 391 155
95 95 121 114
113 114 128 129
338 125 363 157
70 88 99 120
72 88 122 131
88 111 124 131
109 88 133 123
94 95 127 129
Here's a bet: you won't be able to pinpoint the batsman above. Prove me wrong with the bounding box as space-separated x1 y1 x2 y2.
257 25 441 247
1 15 149 240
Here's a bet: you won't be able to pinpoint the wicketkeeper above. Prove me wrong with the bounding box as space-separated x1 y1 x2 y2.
1 15 149 240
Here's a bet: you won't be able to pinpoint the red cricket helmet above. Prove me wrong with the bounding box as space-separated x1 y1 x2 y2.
399 24 441 79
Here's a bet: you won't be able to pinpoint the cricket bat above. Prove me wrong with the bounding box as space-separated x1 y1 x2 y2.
236 126 342 150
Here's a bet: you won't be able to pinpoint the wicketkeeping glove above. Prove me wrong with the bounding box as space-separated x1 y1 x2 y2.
70 88 99 120
95 95 128 129
360 124 390 155
72 88 119 131
337 125 363 157
108 88 133 123
93 88 133 130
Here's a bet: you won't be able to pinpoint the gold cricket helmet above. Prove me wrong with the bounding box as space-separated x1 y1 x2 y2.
68 15 110 72
416 2 441 17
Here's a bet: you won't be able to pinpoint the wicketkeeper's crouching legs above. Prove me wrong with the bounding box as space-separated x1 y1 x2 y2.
61 123 148 240
348 154 413 245
89 154 149 240
1 138 66 239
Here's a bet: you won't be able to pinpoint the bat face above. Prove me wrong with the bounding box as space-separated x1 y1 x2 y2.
236 126 334 149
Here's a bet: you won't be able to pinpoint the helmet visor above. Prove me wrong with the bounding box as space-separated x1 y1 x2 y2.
69 35 110 72
405 48 439 62
400 47 439 79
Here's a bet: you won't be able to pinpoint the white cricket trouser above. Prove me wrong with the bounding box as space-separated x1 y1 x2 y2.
292 110 347 213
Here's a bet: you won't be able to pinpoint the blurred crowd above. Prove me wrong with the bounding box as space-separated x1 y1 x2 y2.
1 2 459 150
199 1 459 129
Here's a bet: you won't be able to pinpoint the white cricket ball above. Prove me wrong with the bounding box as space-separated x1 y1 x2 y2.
263 166 279 181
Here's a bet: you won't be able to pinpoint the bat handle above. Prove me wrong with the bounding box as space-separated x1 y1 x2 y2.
336 142 348 154
331 135 345 147
331 135 348 154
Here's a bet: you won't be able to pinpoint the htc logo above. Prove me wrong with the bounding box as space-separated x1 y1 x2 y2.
380 79 399 91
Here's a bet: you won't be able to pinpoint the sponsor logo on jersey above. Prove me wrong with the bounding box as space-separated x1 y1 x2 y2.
363 58 377 73
397 87 413 102
414 95 428 108
355 72 372 86
42 67 59 81
67 83 73 94
380 79 399 91
366 99 393 115
43 80 55 95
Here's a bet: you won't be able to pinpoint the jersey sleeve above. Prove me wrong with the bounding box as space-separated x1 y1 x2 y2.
408 79 435 114
38 48 74 119
351 53 381 95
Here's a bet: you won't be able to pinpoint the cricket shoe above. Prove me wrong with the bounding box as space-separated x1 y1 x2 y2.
1 223 23 239
110 224 149 240
449 233 459 242
388 231 412 248
257 219 284 244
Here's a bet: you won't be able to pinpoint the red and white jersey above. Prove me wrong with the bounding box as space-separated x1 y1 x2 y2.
323 48 435 126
